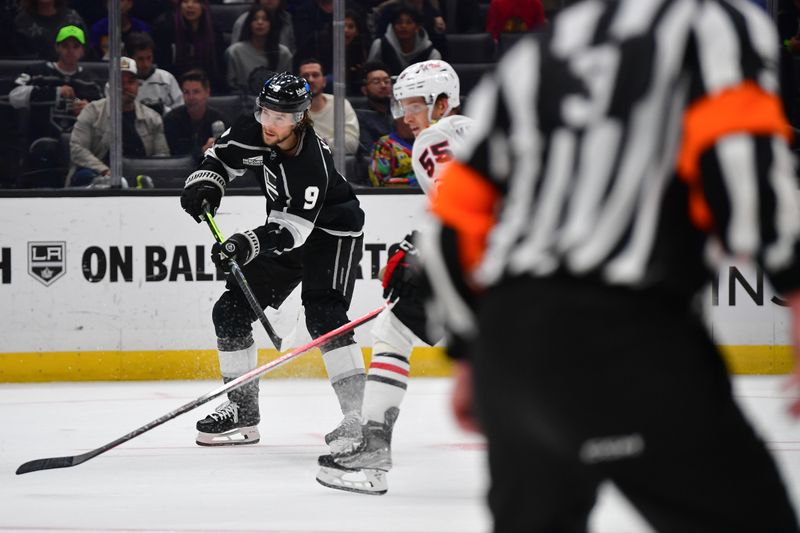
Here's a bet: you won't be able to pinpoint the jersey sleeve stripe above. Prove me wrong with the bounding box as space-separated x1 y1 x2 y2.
676 81 791 230
430 161 499 272
678 81 792 181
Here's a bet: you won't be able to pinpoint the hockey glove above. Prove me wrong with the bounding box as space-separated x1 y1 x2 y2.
211 233 253 273
382 235 421 302
181 171 225 222
256 222 295 256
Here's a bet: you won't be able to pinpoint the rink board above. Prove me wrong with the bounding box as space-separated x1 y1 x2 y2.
0 195 794 381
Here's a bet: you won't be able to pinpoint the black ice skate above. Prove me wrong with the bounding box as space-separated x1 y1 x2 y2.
315 408 398 495
324 412 363 455
196 400 260 446
315 453 388 495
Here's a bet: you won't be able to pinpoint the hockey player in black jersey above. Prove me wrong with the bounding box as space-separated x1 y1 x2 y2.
180 72 367 451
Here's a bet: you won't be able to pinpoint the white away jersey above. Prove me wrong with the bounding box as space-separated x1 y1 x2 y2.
411 114 474 196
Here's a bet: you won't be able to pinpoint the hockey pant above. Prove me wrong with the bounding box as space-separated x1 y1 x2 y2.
211 229 366 412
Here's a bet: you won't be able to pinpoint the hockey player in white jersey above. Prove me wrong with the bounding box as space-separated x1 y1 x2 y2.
316 60 473 495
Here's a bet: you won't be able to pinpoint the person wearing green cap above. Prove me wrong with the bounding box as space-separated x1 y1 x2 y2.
14 0 90 61
8 23 102 188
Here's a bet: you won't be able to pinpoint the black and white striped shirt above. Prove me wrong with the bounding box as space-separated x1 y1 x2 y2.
423 0 800 338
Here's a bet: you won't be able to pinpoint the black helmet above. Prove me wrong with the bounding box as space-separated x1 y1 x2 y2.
257 72 311 114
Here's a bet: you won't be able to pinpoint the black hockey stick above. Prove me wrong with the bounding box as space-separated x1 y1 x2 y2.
16 305 385 475
203 207 282 350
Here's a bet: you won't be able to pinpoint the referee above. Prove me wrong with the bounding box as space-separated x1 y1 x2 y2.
422 0 800 531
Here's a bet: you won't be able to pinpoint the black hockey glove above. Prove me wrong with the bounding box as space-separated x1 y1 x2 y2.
211 233 252 273
382 235 421 302
181 172 224 223
256 223 295 256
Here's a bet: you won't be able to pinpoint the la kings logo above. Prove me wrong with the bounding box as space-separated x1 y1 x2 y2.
28 242 66 286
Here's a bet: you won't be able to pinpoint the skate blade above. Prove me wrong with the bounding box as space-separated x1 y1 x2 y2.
316 465 388 495
195 426 260 446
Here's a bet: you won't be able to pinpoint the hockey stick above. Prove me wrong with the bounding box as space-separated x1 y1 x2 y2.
203 207 282 350
16 305 385 475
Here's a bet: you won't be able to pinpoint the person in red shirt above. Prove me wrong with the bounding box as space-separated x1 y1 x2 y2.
485 0 545 40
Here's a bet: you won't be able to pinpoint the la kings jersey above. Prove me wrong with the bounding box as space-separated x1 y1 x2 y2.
411 114 474 196
191 115 364 254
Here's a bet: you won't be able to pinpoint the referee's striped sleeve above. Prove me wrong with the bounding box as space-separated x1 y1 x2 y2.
685 1 800 293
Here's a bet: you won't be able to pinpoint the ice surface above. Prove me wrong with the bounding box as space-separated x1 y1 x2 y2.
1 376 797 532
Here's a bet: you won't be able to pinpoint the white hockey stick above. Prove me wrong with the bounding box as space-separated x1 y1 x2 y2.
16 305 386 475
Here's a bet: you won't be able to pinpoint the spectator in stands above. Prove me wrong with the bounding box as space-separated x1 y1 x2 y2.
153 0 225 92
70 0 106 26
299 58 359 155
15 0 90 61
486 0 545 39
226 6 292 95
292 0 333 72
91 0 151 60
366 5 441 76
779 0 800 126
345 8 370 96
130 0 172 26
164 69 228 162
371 0 446 56
368 115 416 187
232 0 296 54
127 32 184 115
9 25 102 188
437 0 481 33
67 56 169 186
0 0 19 57
356 61 393 155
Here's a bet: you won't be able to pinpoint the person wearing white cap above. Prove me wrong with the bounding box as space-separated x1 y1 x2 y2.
66 55 170 186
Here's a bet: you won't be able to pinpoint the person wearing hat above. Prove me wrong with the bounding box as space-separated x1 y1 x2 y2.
8 24 102 188
14 0 90 61
67 56 169 186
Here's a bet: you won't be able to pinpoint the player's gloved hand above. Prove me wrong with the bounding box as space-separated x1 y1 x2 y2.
382 235 420 302
259 223 294 256
181 175 223 223
211 233 251 273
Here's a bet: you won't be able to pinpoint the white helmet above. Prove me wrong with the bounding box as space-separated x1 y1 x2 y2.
391 60 460 120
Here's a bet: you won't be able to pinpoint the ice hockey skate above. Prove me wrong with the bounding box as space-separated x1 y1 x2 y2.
315 453 388 495
316 408 397 495
324 412 363 455
195 400 260 446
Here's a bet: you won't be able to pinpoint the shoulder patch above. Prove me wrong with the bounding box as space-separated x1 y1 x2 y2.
243 155 264 166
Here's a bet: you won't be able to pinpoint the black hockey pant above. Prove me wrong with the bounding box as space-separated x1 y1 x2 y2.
474 276 800 533
212 229 364 351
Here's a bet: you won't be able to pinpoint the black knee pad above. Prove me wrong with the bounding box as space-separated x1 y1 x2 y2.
303 291 354 349
213 290 256 340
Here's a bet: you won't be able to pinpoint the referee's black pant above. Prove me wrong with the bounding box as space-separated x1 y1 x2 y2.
475 276 799 533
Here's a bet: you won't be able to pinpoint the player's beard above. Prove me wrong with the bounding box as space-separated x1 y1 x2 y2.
262 128 295 149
